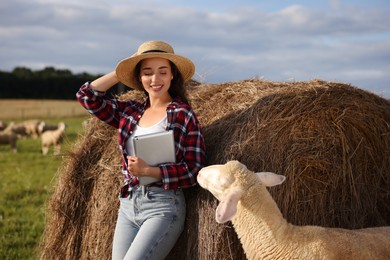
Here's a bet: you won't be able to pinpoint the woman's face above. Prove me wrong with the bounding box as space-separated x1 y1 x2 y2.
139 57 173 99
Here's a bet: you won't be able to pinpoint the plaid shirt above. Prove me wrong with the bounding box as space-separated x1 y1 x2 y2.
76 82 206 190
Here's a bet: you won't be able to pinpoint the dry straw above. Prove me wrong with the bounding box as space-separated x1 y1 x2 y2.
40 79 390 260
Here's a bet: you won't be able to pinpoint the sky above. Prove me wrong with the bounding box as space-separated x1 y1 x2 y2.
1 0 389 98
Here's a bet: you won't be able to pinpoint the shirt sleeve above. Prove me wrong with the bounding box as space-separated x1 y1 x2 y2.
159 107 207 190
76 82 124 128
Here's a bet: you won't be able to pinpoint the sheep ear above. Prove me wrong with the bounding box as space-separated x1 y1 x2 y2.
215 189 241 223
256 172 286 187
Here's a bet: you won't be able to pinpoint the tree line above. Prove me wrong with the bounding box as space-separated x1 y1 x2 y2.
0 67 127 100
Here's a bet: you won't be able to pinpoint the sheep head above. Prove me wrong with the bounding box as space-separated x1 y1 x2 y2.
58 122 66 131
197 161 285 223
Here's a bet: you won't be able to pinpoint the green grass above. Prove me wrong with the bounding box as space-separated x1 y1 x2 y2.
0 117 88 259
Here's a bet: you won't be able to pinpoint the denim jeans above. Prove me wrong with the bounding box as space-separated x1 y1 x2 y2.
112 186 186 260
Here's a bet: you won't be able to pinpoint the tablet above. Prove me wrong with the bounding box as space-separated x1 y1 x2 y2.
132 130 176 185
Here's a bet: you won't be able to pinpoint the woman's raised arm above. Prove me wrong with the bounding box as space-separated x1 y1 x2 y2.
90 71 119 92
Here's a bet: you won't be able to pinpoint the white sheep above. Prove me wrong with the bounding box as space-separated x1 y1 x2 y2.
41 122 66 155
21 119 42 138
197 161 390 260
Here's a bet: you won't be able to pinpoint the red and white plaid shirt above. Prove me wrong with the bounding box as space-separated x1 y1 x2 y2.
76 82 206 190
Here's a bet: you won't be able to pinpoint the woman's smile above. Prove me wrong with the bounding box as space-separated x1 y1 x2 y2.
150 84 163 90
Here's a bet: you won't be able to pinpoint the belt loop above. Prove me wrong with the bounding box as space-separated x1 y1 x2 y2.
142 186 150 199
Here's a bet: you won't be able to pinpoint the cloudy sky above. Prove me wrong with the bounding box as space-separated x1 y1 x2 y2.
1 0 389 97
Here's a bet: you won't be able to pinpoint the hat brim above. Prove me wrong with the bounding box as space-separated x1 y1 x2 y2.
115 52 195 90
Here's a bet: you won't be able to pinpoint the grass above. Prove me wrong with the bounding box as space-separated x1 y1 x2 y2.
0 116 88 259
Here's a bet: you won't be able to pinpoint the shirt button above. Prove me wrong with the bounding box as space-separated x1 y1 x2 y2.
138 115 141 118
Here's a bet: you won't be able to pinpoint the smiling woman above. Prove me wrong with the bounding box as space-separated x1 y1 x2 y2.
75 40 206 260
40 78 390 260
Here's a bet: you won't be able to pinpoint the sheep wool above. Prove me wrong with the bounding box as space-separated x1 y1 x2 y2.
41 122 66 155
22 119 42 139
197 161 390 260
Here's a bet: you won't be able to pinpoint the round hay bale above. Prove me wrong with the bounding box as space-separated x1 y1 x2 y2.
40 80 390 260
201 80 390 227
193 80 390 259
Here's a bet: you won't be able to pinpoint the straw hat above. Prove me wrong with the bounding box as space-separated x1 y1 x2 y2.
115 40 195 90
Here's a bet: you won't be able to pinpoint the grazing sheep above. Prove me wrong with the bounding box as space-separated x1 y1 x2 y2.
21 120 42 138
41 122 66 155
197 161 390 260
11 124 27 137
0 132 18 153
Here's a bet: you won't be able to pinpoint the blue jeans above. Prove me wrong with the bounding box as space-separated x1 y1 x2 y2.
112 186 186 260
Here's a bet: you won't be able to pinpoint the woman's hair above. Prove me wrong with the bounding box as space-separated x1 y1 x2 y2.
134 60 190 105
168 61 190 105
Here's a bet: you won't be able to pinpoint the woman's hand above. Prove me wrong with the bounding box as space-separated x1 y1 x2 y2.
127 156 149 176
127 156 162 179
90 71 119 92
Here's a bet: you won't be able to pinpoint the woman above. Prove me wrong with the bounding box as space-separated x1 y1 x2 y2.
76 40 206 259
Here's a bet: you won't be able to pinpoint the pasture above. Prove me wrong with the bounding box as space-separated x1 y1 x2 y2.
0 99 89 259
0 99 88 120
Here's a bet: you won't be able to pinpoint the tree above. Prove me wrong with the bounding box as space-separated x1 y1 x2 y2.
12 67 33 79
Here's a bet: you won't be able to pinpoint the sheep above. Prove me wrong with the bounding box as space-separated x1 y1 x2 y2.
38 121 61 135
0 132 18 153
197 161 390 260
21 119 42 138
11 124 28 137
41 122 66 155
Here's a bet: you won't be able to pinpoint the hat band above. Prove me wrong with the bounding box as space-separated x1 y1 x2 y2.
141 50 168 54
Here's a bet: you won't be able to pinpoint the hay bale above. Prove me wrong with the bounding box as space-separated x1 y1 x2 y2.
39 118 121 259
40 80 390 260
193 80 390 259
200 80 390 226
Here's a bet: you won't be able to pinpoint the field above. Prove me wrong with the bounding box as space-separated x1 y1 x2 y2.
0 100 89 259
0 99 89 120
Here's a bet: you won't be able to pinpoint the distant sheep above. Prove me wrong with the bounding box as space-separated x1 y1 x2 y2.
11 124 28 137
0 132 18 153
38 121 62 135
197 161 390 260
0 122 19 153
21 120 42 138
41 122 66 155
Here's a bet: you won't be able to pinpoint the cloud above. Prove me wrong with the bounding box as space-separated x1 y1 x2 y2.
0 0 389 97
